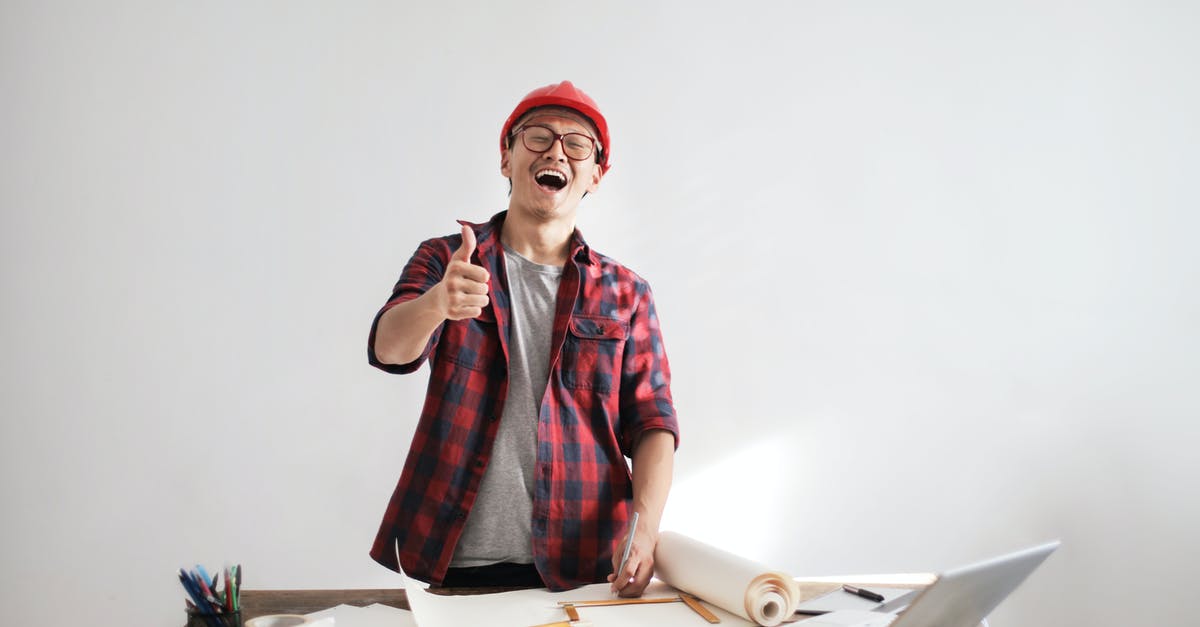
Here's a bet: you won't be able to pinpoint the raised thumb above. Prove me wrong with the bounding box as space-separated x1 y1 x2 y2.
453 224 476 262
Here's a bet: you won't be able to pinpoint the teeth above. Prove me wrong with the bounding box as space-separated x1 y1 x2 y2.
535 169 567 183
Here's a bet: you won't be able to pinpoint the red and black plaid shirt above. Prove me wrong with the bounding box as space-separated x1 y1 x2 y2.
367 211 679 590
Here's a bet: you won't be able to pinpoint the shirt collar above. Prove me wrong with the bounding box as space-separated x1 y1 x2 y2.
461 211 597 266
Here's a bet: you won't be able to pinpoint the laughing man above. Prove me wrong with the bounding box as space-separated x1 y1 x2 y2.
368 81 679 596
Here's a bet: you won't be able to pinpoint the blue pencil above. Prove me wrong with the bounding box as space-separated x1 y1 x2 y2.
179 569 220 627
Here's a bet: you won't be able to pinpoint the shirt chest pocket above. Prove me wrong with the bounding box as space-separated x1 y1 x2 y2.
560 315 629 393
442 309 499 372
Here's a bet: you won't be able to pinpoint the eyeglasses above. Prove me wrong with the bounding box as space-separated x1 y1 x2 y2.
511 124 601 162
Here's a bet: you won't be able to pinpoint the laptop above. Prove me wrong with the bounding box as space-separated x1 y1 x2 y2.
801 540 1060 627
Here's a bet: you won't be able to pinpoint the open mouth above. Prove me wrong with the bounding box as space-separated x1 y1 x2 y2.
534 169 568 192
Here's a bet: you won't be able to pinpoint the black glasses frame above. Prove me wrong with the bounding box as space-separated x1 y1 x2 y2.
511 124 601 162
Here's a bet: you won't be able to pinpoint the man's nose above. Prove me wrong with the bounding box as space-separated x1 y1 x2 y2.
542 137 568 160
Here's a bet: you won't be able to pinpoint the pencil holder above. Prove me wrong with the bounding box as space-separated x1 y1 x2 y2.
185 608 242 627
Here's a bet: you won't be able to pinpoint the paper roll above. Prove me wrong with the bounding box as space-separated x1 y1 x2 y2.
654 531 800 626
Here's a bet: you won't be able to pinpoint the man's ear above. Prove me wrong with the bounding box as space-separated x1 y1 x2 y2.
500 147 511 178
586 164 604 194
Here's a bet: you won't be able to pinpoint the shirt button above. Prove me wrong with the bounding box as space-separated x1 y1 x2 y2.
456 511 466 520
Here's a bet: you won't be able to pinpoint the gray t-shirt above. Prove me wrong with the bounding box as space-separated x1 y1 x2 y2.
450 245 562 567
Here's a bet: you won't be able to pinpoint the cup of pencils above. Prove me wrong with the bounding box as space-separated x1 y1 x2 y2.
179 564 242 627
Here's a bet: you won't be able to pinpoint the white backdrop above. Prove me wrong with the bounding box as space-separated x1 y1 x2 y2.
2 2 1197 626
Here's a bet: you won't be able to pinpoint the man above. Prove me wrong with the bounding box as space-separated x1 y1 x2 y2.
367 81 678 596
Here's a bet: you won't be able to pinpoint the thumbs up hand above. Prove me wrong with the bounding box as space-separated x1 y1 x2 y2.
436 224 490 320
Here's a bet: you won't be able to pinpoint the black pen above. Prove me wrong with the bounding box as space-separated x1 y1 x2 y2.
843 584 885 603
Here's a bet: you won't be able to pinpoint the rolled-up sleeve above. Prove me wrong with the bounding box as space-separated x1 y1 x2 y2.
617 283 679 456
367 238 451 374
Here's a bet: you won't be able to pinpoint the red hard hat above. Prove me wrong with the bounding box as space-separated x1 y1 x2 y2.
500 80 611 173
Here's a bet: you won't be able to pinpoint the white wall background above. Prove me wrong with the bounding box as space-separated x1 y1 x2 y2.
2 1 1197 626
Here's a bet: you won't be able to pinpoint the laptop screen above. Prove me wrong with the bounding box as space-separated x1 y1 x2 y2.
890 540 1060 627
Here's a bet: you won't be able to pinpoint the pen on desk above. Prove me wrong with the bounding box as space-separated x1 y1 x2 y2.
615 511 640 584
843 584 885 603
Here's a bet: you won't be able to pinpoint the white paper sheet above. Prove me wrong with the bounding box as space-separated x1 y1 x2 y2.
396 531 801 626
304 603 355 622
654 531 801 626
305 602 417 627
794 610 897 626
793 587 918 614
362 603 418 626
402 577 754 627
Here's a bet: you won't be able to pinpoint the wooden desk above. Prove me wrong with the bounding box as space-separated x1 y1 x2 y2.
238 578 933 623
238 586 532 620
240 589 409 619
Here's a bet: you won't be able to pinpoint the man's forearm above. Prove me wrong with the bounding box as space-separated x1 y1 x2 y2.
609 428 675 596
630 429 675 534
373 290 447 365
375 226 491 365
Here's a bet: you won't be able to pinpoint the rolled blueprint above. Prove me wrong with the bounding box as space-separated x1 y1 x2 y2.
654 531 800 626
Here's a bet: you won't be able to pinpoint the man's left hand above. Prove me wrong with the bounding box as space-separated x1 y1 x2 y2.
607 517 658 597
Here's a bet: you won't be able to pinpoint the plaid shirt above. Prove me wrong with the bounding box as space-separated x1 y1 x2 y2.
368 211 679 590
